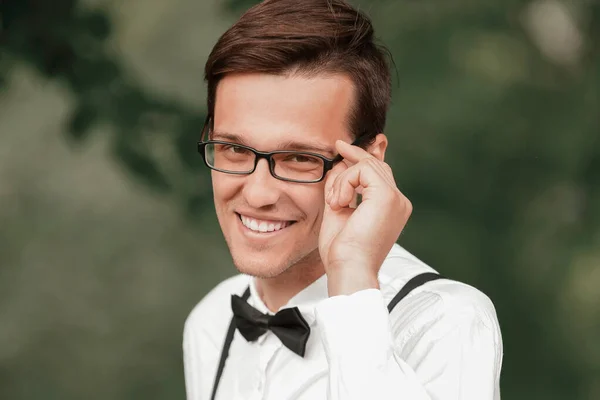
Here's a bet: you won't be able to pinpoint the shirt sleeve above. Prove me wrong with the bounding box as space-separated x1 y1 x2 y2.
183 316 203 400
314 288 502 400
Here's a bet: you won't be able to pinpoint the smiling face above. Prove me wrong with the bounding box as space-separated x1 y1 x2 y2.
211 72 355 279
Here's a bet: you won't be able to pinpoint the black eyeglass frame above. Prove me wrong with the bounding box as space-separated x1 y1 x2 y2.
196 116 367 183
198 140 344 183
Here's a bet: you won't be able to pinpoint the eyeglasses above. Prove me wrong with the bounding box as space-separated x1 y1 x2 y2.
197 139 345 183
196 116 367 183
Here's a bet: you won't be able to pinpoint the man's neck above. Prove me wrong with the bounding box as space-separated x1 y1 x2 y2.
255 262 325 313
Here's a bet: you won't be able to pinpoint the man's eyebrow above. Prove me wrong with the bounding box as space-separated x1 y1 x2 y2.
210 131 247 144
278 140 336 156
210 131 336 157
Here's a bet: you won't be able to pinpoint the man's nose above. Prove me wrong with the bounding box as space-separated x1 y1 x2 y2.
241 159 281 208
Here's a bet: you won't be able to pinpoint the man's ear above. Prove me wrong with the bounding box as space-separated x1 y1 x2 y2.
367 133 388 161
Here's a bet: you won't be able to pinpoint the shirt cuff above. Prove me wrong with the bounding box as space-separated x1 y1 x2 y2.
315 289 393 365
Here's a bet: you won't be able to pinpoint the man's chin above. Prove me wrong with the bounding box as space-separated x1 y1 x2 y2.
229 243 296 278
232 258 290 279
230 245 322 279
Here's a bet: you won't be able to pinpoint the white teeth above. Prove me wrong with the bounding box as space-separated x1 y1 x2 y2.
250 219 259 231
240 215 291 233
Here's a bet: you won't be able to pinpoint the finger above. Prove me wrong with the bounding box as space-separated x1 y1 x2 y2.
324 160 348 204
336 170 358 209
329 161 383 209
330 165 359 209
335 139 375 164
335 159 392 205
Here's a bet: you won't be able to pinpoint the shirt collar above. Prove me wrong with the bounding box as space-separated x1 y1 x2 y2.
247 273 329 327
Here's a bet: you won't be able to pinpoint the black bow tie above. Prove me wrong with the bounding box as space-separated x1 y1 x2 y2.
231 294 311 357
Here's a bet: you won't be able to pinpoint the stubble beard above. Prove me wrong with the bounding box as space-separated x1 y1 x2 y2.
230 242 323 281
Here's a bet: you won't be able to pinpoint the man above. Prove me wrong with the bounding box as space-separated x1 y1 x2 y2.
183 0 503 399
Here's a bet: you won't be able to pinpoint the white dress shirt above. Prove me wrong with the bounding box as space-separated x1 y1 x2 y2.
183 244 503 400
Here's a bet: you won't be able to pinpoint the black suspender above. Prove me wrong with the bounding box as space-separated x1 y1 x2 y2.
210 287 251 400
387 272 443 312
210 272 444 400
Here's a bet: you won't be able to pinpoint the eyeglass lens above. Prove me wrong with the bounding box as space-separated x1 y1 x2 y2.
205 143 326 182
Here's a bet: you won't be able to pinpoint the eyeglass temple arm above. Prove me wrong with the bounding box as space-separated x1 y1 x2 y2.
200 115 212 141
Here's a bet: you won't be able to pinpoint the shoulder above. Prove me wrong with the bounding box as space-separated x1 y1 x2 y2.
183 274 250 347
380 244 501 341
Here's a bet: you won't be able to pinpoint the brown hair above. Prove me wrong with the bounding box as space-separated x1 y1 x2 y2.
204 0 392 146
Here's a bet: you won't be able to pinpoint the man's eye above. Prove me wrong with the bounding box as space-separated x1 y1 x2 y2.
292 155 310 162
284 154 320 164
224 145 248 154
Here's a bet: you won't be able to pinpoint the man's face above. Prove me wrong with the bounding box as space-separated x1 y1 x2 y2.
211 72 354 278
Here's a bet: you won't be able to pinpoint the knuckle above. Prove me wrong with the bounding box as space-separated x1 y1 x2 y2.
392 189 410 208
396 192 412 214
381 188 398 204
405 198 413 214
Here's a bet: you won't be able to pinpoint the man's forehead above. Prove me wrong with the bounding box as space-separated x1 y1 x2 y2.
211 73 354 154
214 73 355 114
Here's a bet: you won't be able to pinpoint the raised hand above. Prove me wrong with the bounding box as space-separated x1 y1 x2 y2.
319 138 413 296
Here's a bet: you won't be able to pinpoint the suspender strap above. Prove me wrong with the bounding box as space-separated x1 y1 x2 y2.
210 286 250 400
387 272 444 313
210 272 443 399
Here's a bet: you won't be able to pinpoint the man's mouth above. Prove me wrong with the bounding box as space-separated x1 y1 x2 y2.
237 213 296 233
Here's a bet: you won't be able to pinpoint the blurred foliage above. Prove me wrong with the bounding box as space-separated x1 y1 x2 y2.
1 0 599 399
1 0 211 217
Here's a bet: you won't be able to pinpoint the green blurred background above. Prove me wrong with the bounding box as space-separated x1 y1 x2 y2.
1 0 599 399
